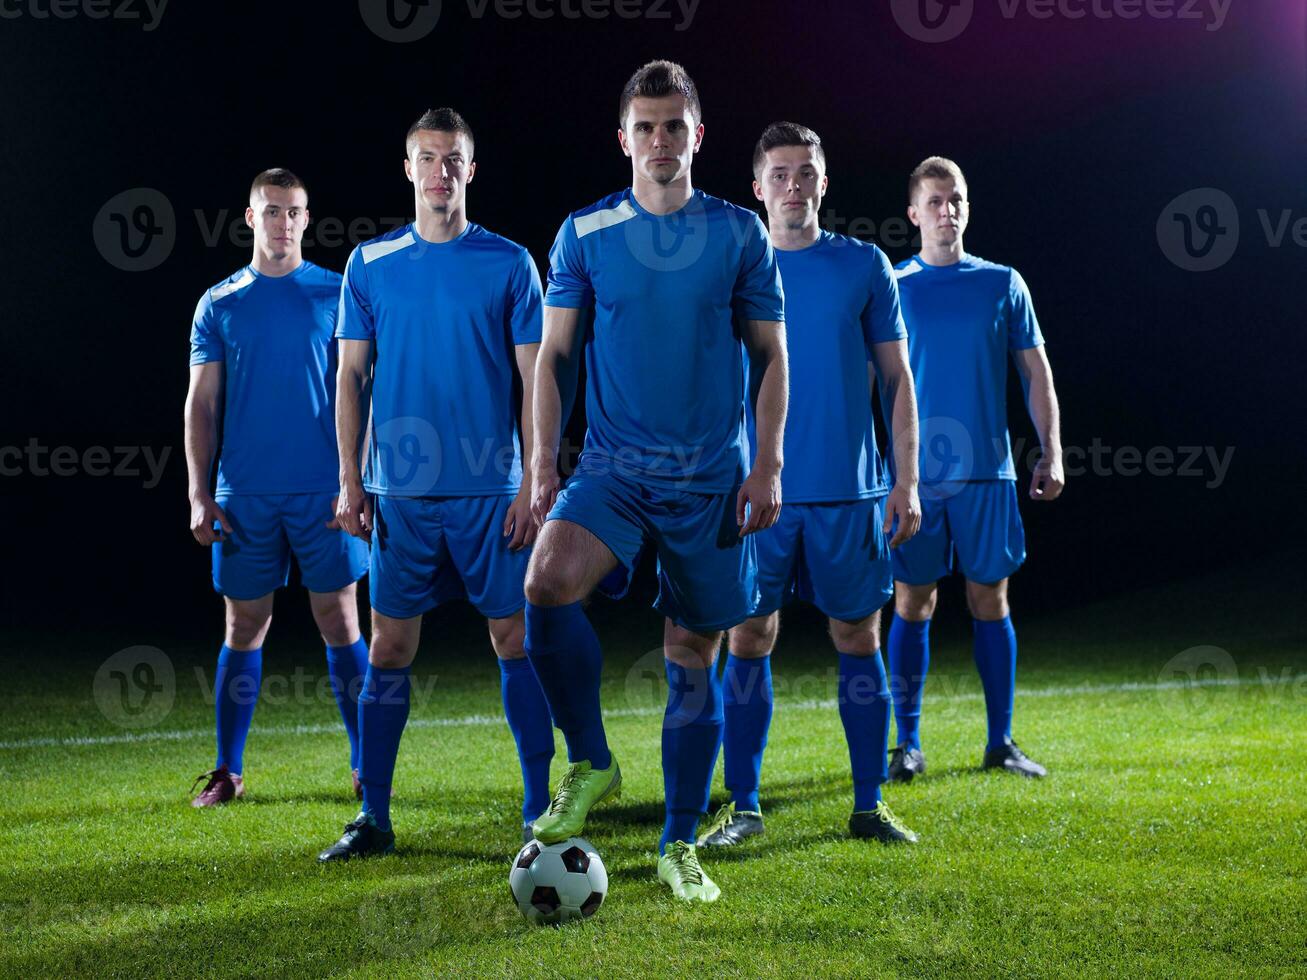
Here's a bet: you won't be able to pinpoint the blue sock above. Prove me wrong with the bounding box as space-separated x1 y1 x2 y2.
837 651 891 813
499 655 556 823
325 637 369 771
887 617 931 752
358 664 411 831
214 645 262 775
660 660 724 854
721 654 772 813
973 617 1017 752
524 602 610 770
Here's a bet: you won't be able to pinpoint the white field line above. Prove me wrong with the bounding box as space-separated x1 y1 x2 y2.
0 675 1270 752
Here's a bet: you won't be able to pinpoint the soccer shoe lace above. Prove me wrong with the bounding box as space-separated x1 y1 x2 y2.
699 802 736 840
874 801 911 834
190 769 224 797
663 841 705 886
546 764 586 815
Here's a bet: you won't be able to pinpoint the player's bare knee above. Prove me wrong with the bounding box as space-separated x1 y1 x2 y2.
224 597 272 649
829 612 880 656
966 579 1009 621
310 589 359 648
894 581 937 621
489 613 527 660
369 613 419 668
728 613 778 658
665 622 722 669
524 553 583 608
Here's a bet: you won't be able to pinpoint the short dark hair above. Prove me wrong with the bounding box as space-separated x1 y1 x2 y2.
618 60 701 127
405 107 475 158
752 121 825 179
908 156 967 204
249 167 306 201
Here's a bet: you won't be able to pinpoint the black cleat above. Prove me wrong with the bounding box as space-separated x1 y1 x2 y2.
887 745 927 783
982 739 1047 778
849 801 919 844
317 813 396 862
697 802 764 847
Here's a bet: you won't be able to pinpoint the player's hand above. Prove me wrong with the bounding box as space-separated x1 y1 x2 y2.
737 464 781 537
504 485 538 551
335 478 373 541
884 481 922 548
1029 454 1065 502
189 493 231 546
530 458 561 529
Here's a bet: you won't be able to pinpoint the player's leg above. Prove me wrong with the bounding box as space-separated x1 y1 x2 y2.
699 611 776 847
951 481 1044 777
887 486 952 780
194 494 288 807
286 489 371 795
524 469 641 844
488 611 554 841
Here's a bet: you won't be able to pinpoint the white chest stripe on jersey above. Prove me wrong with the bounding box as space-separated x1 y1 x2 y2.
211 269 256 301
574 200 638 239
894 261 924 281
361 232 418 264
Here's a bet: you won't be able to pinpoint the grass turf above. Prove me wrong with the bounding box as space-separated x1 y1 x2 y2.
2 576 1304 979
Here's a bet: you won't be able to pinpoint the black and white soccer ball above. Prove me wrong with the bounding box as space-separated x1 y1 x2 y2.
509 836 607 926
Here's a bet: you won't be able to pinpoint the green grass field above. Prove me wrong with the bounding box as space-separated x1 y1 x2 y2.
3 572 1304 979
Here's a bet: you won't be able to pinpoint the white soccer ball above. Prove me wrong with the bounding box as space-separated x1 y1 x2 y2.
509 836 607 926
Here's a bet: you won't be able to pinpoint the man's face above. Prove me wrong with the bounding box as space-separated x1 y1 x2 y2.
245 184 309 260
618 95 703 186
405 129 476 214
909 176 969 248
753 144 828 232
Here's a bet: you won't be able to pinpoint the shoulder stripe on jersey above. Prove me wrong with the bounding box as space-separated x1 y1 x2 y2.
211 269 256 301
894 261 923 280
361 232 417 264
574 200 637 239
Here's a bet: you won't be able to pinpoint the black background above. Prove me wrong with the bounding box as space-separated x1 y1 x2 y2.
1 0 1303 637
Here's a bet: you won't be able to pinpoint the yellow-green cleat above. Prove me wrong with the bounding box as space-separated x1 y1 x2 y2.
531 757 622 844
657 841 721 903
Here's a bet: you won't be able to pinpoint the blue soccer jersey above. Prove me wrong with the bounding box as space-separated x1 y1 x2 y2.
336 222 544 497
893 253 1044 484
189 261 343 496
545 188 785 492
749 231 906 502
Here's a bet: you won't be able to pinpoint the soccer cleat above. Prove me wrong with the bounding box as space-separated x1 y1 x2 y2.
317 812 396 862
657 841 721 903
887 745 927 783
531 758 622 845
983 739 1047 778
849 801 919 844
190 767 245 808
697 802 764 847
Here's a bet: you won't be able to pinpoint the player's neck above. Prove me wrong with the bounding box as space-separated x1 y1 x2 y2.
250 249 303 278
769 219 821 252
631 173 694 216
414 208 469 244
918 240 965 267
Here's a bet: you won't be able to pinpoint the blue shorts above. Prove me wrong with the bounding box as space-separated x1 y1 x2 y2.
548 465 758 634
370 494 528 620
754 497 893 622
890 480 1026 586
212 492 369 600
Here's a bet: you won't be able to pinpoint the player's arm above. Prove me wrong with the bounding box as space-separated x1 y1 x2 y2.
530 306 584 526
1014 345 1064 501
738 318 788 536
335 337 375 539
871 340 922 547
184 361 231 545
506 341 541 548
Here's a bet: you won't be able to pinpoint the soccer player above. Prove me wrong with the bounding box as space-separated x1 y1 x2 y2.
525 61 788 903
698 123 923 850
317 108 551 861
886 157 1065 782
185 168 370 807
